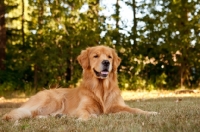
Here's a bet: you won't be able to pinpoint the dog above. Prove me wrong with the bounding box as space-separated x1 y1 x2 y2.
2 45 157 121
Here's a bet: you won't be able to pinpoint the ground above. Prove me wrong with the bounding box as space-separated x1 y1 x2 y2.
0 90 200 132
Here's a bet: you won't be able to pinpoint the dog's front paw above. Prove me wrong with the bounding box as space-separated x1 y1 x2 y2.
148 111 159 115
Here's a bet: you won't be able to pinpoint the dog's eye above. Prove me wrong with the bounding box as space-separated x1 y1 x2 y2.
94 55 99 58
108 55 112 59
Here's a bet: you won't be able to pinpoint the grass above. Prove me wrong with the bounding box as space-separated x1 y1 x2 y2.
0 91 200 132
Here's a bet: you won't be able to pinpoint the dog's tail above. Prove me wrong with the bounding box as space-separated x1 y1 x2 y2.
2 108 33 121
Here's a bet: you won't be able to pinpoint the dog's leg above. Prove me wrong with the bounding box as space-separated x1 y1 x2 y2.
76 109 91 121
109 105 158 115
2 108 32 121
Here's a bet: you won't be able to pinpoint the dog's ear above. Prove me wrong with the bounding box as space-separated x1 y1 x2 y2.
77 48 90 69
112 49 121 71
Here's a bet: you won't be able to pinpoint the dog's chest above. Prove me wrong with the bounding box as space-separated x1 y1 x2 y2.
94 90 113 113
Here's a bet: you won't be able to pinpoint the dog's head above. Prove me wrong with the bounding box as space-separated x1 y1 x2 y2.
77 46 121 79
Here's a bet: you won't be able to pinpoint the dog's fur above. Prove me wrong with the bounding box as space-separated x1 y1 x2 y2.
2 45 157 121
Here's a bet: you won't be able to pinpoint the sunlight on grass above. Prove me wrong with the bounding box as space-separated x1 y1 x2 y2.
121 90 200 100
0 90 200 104
0 97 29 104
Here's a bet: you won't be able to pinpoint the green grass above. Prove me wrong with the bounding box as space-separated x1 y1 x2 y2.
1 92 200 132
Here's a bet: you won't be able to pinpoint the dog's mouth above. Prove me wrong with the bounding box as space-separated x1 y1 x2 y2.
93 69 109 78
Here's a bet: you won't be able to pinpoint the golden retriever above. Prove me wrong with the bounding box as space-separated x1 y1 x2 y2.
2 45 157 121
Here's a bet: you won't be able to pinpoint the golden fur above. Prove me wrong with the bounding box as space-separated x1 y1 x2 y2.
2 45 157 121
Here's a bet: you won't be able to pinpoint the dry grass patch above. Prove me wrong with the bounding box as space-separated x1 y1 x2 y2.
1 91 200 132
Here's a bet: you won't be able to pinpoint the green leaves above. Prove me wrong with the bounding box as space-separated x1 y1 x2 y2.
1 0 200 91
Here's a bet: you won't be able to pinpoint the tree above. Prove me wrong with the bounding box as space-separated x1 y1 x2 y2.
1 0 200 92
0 0 6 70
136 0 200 88
23 0 102 88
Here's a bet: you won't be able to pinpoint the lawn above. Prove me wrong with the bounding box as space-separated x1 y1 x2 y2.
0 90 200 132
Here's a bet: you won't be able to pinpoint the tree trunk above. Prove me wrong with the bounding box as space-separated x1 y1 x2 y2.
0 0 6 70
180 66 184 88
34 1 44 89
34 64 38 88
179 0 189 88
132 0 137 46
21 0 25 47
115 0 120 30
115 0 120 46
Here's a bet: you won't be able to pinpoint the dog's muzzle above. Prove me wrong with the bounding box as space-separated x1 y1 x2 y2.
93 60 110 78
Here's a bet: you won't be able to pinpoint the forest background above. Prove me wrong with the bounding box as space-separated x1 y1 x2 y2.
0 0 200 94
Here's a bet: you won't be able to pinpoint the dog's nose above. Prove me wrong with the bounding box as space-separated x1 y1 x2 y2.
102 60 110 67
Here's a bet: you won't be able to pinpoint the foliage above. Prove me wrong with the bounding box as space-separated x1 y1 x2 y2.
0 0 200 92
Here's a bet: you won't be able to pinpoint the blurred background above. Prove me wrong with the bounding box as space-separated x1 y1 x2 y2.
0 0 200 95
